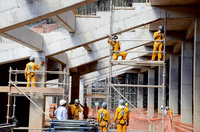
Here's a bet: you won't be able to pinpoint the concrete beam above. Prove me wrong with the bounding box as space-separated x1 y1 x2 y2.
1 27 43 51
0 43 66 65
52 11 75 33
186 21 195 40
0 0 96 33
44 4 199 57
150 0 200 6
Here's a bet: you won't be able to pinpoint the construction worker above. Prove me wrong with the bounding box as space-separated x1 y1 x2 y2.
71 99 82 120
107 35 127 60
125 103 131 112
166 107 173 126
80 101 89 119
151 25 164 61
114 99 130 132
97 102 111 132
25 57 44 87
54 99 68 120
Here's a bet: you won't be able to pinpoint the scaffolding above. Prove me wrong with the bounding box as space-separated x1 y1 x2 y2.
107 2 167 131
5 67 69 130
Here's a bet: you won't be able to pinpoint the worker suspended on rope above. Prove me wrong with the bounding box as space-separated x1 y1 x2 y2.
71 99 82 120
25 56 44 87
114 99 130 132
151 25 164 61
54 99 68 120
80 101 89 119
107 35 128 60
97 102 111 132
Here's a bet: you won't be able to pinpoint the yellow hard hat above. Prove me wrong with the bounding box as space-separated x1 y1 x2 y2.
125 103 128 107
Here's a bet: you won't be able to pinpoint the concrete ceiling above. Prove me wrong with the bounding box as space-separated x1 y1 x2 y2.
149 18 194 31
150 0 200 6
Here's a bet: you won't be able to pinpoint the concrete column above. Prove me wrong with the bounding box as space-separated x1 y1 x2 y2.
158 66 163 113
147 69 155 118
169 54 179 115
137 73 144 108
181 41 193 124
71 73 80 103
28 53 46 132
194 18 200 131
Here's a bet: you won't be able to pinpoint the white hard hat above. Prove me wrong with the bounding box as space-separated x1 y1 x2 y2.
29 56 35 61
119 99 125 106
59 99 66 106
74 99 80 104
102 102 107 109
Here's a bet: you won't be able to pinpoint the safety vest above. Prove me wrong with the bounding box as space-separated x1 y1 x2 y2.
118 107 128 125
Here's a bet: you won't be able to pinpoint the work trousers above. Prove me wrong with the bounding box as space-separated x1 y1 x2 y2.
113 52 128 60
152 42 163 61
27 75 37 87
117 124 127 132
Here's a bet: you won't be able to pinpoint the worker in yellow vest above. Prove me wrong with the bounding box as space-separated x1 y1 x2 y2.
107 35 127 60
71 99 82 120
97 102 111 132
25 57 44 87
151 26 164 61
114 99 130 132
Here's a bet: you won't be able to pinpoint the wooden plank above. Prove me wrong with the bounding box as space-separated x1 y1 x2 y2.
0 86 64 95
84 93 107 98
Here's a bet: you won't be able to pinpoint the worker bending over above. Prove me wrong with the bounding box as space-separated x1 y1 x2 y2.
80 101 89 119
114 99 130 132
54 99 68 120
107 35 127 60
71 99 82 120
97 102 111 132
152 25 164 61
25 57 44 87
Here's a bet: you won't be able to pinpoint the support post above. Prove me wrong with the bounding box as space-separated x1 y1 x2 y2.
28 53 46 132
71 73 80 103
158 66 163 113
137 73 144 108
181 41 193 124
193 18 200 131
169 54 179 115
147 68 155 118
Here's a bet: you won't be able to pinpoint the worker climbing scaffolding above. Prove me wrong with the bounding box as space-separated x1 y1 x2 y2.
151 25 164 61
97 102 111 132
107 35 128 60
114 99 130 132
24 57 44 87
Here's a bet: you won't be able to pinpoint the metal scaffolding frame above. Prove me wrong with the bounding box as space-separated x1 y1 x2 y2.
107 2 167 131
6 67 69 130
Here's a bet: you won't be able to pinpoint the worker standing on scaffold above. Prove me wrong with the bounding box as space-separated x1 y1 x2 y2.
97 102 111 132
114 99 130 132
25 57 44 87
107 35 128 60
151 25 164 61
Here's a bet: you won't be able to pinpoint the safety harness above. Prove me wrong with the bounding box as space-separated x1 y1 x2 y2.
118 108 127 126
73 106 79 119
27 65 35 79
99 109 108 128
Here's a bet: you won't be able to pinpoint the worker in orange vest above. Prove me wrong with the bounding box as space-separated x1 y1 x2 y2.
114 99 130 132
151 26 164 61
107 35 128 60
97 102 111 132
25 57 44 87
